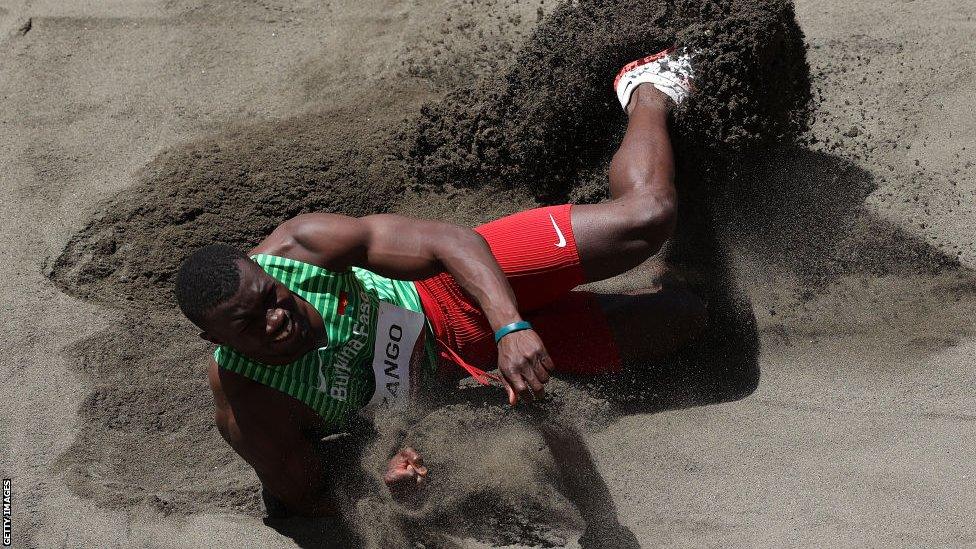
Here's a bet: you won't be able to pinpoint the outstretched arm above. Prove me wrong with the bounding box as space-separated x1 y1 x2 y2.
209 360 337 517
253 212 552 405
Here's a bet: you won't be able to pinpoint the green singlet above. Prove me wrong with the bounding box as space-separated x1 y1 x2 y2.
214 254 439 431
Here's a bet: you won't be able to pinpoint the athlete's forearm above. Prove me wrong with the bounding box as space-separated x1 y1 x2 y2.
433 227 523 331
353 216 551 405
353 214 524 329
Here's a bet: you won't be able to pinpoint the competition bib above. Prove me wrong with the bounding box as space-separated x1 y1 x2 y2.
367 301 425 408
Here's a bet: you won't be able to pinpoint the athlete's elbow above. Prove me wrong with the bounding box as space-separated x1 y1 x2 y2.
646 194 677 240
458 224 488 247
438 224 489 257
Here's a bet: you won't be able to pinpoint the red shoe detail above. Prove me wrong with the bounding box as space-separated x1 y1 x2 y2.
612 47 675 92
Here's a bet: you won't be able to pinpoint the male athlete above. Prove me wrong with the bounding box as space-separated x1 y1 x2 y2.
176 51 705 516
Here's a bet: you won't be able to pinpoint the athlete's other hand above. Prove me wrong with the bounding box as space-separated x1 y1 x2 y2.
497 329 553 406
384 447 428 499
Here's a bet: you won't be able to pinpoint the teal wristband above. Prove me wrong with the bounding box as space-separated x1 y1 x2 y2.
494 320 533 344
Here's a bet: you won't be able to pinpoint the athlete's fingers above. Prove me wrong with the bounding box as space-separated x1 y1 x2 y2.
504 381 517 406
539 350 555 373
502 366 531 406
399 449 428 476
400 447 421 463
386 466 427 498
384 467 415 486
511 374 533 404
410 460 427 476
409 466 428 486
533 359 551 384
396 467 417 481
408 459 427 477
499 363 517 395
406 465 425 483
521 367 546 399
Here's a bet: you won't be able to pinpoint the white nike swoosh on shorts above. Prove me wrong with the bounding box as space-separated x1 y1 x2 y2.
549 213 567 248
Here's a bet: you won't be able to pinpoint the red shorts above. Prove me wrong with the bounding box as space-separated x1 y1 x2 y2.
415 204 622 379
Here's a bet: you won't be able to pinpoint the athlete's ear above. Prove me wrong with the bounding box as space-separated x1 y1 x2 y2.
199 331 223 345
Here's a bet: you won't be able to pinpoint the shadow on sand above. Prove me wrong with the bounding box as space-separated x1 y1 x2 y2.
534 419 645 549
262 516 362 549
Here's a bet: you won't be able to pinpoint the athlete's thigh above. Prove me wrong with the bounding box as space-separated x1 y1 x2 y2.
475 204 585 312
527 286 705 375
525 291 622 375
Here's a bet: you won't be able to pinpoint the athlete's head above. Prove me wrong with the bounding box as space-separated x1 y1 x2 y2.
175 244 316 365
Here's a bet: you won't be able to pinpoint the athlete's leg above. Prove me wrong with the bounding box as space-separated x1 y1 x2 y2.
572 84 678 282
418 54 696 380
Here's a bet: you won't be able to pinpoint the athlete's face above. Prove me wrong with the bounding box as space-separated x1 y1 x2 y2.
199 259 318 365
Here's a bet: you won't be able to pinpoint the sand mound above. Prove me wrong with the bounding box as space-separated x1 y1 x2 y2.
54 315 261 516
401 0 810 201
47 108 405 309
48 0 812 312
725 148 959 286
48 0 812 310
333 402 589 548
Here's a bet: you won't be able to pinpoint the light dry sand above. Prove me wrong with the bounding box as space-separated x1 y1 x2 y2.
1 1 973 547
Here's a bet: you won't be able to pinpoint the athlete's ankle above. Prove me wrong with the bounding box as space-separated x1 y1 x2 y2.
627 84 674 116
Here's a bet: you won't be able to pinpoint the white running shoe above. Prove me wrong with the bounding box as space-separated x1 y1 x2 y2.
613 48 695 111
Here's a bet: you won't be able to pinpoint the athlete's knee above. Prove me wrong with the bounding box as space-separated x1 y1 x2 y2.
619 189 677 250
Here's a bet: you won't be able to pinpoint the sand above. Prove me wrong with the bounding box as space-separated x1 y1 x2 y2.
1 0 974 547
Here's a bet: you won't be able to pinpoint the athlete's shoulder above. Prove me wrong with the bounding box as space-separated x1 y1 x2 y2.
250 213 365 271
249 216 314 262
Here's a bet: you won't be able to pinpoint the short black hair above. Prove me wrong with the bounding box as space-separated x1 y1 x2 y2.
175 244 249 324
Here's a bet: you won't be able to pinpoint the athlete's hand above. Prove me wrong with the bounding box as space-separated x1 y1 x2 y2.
497 329 554 406
384 447 428 499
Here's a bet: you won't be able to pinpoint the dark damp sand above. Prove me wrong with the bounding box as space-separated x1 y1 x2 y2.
2 1 975 547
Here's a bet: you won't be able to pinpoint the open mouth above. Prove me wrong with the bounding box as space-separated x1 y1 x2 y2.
271 314 296 344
